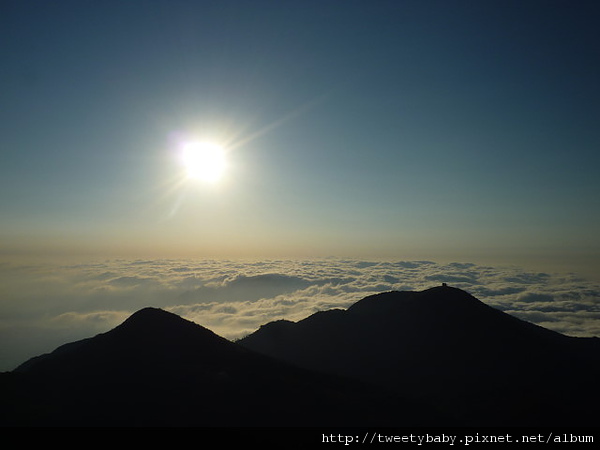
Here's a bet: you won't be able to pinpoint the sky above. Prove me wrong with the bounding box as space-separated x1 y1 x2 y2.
1 0 599 272
0 1 599 370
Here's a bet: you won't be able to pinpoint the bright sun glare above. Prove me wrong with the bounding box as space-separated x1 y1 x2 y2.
181 142 226 183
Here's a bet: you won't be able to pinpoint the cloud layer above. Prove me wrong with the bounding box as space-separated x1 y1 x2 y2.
1 258 598 371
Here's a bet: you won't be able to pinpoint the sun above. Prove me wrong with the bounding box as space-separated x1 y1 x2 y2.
180 141 227 183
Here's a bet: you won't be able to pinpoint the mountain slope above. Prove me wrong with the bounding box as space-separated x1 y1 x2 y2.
2 307 442 427
239 286 600 426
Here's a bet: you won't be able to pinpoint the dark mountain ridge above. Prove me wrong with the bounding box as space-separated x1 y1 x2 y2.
1 307 442 427
239 286 600 426
3 286 599 427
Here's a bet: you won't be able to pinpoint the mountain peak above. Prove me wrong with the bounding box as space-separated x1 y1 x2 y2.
5 306 442 427
346 284 484 316
239 286 600 426
120 306 186 329
15 306 232 378
112 306 222 341
129 306 170 317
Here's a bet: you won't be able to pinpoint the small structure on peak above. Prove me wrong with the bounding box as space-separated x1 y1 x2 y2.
442 282 448 287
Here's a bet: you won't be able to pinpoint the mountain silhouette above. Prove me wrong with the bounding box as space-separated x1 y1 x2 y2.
4 286 599 427
239 285 600 426
1 307 443 427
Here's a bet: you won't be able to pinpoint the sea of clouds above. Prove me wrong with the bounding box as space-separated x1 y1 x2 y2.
1 258 599 371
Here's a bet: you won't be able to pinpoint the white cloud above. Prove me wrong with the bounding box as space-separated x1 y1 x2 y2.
0 258 598 371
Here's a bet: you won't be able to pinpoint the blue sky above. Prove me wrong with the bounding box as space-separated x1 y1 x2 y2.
1 0 599 277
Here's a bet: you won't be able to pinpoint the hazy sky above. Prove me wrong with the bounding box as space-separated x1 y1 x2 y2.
1 0 599 276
